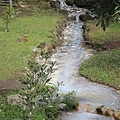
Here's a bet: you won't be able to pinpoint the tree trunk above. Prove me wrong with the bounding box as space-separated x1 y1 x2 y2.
10 0 12 8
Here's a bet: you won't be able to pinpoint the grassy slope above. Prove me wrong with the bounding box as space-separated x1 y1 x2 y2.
85 20 120 44
0 12 64 81
81 21 120 89
80 50 120 89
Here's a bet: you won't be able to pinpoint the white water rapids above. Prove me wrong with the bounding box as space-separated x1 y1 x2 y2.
49 0 120 119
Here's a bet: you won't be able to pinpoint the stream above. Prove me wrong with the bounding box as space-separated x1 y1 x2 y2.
50 0 120 119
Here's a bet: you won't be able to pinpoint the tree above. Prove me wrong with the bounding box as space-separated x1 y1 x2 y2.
4 0 15 32
10 0 12 7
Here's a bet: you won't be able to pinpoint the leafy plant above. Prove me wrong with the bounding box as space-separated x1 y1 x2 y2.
62 91 79 111
45 105 59 120
113 0 120 21
19 50 59 120
93 0 120 31
3 6 16 32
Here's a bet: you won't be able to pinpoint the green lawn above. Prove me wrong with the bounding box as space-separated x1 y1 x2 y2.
80 50 120 89
81 20 120 89
0 11 64 81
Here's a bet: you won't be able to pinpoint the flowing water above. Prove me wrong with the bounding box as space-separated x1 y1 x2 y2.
50 0 120 119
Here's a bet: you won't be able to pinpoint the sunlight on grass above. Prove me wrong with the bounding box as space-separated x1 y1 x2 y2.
0 12 64 80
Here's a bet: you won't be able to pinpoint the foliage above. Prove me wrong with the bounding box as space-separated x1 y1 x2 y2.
19 51 59 120
93 0 120 30
84 20 120 51
3 6 16 32
61 91 78 110
45 105 59 120
113 0 120 21
82 19 120 89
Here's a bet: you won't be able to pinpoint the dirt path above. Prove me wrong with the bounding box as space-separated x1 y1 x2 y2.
0 79 24 92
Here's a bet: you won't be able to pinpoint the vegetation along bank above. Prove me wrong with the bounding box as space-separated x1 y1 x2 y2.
81 20 120 90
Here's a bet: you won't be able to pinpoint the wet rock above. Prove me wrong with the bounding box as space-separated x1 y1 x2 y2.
67 16 76 21
58 103 67 111
79 12 93 21
86 104 96 113
113 112 120 120
62 41 69 46
96 106 120 120
105 108 114 117
61 49 68 53
70 46 76 50
96 105 107 115
7 94 26 106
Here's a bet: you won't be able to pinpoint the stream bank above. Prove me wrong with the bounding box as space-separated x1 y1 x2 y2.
49 0 120 120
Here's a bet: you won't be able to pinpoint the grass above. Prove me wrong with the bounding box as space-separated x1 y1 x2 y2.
0 90 22 120
80 50 120 89
81 20 120 89
85 20 120 44
0 11 64 81
0 90 46 120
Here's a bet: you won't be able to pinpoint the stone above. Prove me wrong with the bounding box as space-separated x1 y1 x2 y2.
105 108 114 117
58 103 67 111
62 41 69 46
7 94 26 106
79 13 93 21
70 46 76 50
113 112 120 120
67 16 76 21
61 48 68 53
86 104 96 113
17 34 28 42
96 106 107 115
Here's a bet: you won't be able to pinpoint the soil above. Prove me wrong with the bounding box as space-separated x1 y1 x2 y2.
0 79 25 92
104 41 120 50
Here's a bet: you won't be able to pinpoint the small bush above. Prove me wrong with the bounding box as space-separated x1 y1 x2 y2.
62 91 79 110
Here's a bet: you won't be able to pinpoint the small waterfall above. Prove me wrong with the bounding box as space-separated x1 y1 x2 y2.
59 0 67 9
